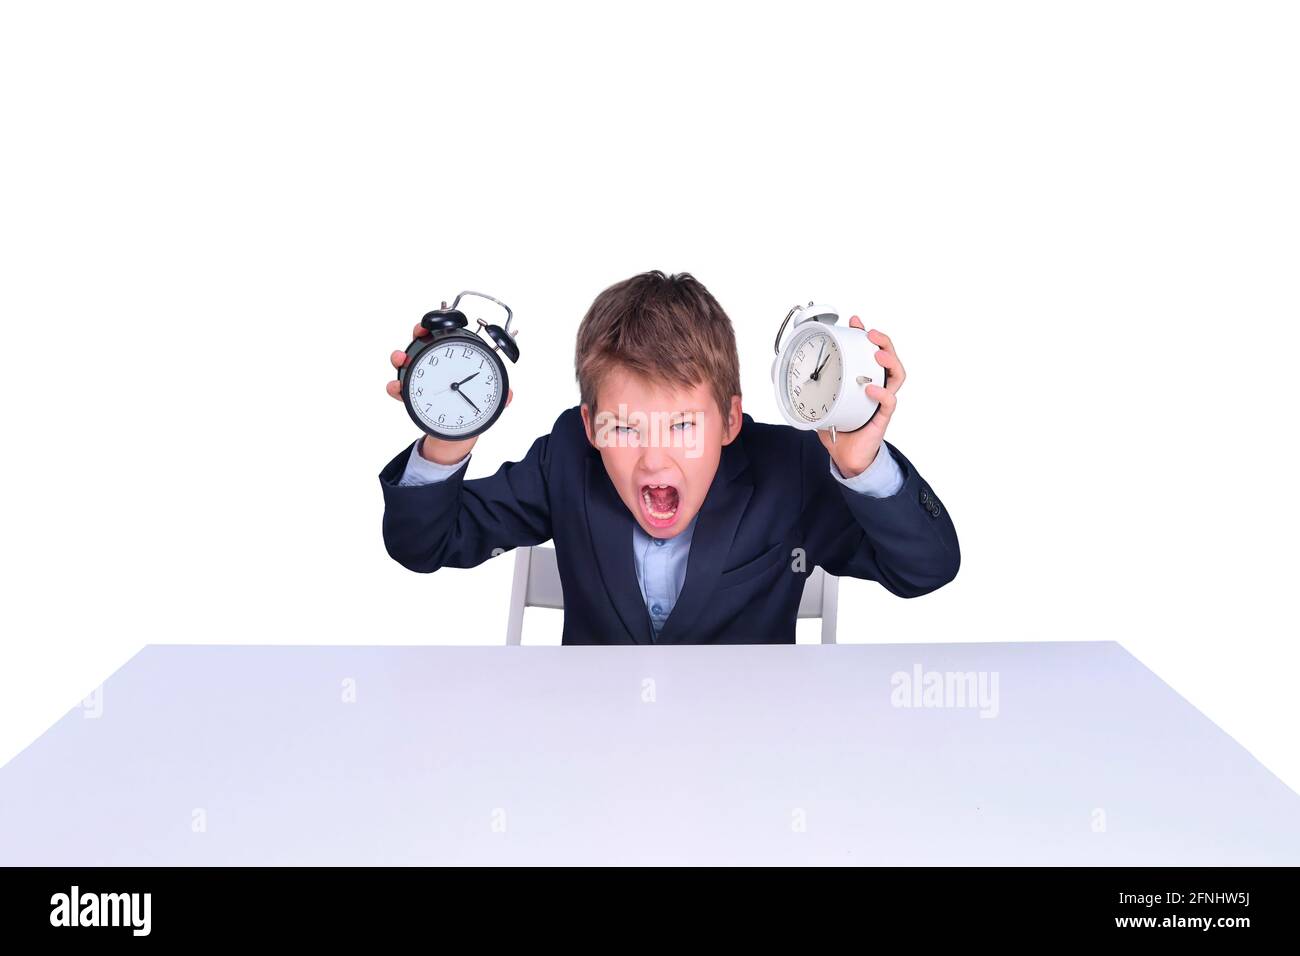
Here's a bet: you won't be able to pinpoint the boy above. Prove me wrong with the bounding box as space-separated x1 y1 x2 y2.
379 270 959 644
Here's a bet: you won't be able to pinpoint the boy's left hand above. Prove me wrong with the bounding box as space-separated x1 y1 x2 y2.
817 316 905 478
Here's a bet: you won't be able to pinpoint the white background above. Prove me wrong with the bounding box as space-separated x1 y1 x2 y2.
2 1 1298 792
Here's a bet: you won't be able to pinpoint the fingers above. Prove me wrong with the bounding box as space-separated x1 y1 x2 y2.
390 322 428 400
852 320 906 392
864 327 905 392
866 383 897 424
388 349 409 400
506 388 513 407
874 345 906 391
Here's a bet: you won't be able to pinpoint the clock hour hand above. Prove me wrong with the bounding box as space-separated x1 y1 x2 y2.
425 371 480 400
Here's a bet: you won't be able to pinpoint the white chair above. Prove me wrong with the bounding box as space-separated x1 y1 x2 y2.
505 545 839 645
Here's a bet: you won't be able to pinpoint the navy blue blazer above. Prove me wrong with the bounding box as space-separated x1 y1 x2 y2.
379 406 959 644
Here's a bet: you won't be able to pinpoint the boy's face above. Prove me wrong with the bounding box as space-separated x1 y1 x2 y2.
580 366 742 539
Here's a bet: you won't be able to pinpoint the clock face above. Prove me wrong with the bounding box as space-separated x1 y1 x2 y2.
405 336 505 437
782 327 842 424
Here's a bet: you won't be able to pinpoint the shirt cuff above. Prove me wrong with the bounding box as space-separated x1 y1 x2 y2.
397 439 471 487
829 441 904 498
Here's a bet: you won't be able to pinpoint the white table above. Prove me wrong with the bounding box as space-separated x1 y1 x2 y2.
2 641 1297 865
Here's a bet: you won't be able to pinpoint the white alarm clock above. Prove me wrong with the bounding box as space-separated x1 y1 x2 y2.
398 291 520 440
770 301 888 442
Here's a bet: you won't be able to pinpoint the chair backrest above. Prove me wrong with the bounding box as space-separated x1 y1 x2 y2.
506 545 838 645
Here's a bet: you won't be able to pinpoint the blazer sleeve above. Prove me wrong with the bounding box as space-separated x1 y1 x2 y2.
797 431 960 597
378 429 554 573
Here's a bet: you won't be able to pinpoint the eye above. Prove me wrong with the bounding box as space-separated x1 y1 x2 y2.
615 425 636 434
671 421 694 431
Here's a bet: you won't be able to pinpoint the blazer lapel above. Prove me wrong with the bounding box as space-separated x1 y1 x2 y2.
585 454 654 644
654 428 753 645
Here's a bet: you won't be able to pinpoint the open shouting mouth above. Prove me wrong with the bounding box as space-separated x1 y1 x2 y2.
640 483 680 529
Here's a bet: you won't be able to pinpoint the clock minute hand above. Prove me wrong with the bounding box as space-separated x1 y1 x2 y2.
452 383 481 414
454 372 480 387
810 339 827 381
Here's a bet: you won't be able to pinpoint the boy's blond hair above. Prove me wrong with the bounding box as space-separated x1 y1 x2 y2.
574 270 742 420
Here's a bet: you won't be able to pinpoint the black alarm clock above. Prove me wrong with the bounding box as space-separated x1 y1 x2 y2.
397 291 520 440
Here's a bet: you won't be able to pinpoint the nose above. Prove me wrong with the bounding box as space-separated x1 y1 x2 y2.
638 440 670 476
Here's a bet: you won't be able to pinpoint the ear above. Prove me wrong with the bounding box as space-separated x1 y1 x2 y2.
580 403 597 448
720 395 743 445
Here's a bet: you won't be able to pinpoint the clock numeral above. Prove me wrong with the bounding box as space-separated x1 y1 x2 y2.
462 347 474 359
414 367 424 377
415 386 423 397
793 385 801 396
444 348 454 358
438 414 446 423
429 355 439 366
457 415 464 424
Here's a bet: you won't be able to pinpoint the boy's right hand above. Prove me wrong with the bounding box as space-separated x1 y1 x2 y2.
387 321 513 465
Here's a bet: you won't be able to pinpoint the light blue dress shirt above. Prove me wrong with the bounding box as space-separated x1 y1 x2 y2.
397 435 904 641
632 512 699 639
